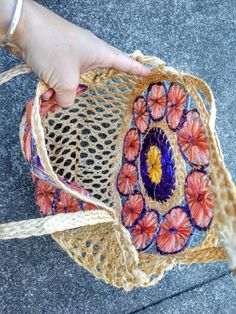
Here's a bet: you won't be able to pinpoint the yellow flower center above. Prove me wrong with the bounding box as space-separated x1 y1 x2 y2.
146 145 162 184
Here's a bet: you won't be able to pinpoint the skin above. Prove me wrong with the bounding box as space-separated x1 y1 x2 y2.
0 0 150 107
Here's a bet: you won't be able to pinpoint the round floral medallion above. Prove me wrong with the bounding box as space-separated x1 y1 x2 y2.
116 81 213 254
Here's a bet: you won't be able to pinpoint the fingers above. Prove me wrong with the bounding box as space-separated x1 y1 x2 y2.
40 66 80 107
42 88 54 101
54 87 77 108
107 46 151 76
52 76 79 108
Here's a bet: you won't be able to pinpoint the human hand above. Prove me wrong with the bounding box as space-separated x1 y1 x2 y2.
5 0 150 107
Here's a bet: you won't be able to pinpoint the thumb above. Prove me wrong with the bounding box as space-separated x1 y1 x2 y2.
54 78 79 108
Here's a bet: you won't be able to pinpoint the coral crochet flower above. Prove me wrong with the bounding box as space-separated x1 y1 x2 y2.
60 179 91 196
122 193 144 227
123 128 140 161
177 110 209 166
40 101 59 117
131 211 159 251
35 179 56 215
76 84 88 96
167 83 187 130
57 190 80 213
185 171 213 229
23 101 33 162
83 202 98 211
117 163 138 195
133 96 149 133
147 82 167 121
156 207 192 254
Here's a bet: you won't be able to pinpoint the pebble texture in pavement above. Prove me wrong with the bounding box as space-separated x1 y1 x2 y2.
0 0 235 313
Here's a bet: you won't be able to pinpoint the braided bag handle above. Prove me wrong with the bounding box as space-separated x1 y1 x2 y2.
0 51 235 273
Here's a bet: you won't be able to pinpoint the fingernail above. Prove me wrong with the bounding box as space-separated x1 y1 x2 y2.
42 95 50 101
61 104 72 108
42 89 54 101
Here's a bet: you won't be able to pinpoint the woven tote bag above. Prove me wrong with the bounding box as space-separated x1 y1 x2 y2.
0 51 235 291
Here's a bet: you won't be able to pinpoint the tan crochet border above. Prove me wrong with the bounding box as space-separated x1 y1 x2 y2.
0 51 235 290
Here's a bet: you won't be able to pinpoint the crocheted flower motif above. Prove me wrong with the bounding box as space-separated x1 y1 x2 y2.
76 84 88 96
56 190 80 213
131 211 159 251
133 96 149 133
82 202 98 211
185 170 213 230
122 193 144 227
147 82 167 121
177 110 209 166
35 179 56 215
117 163 138 195
23 101 33 162
140 127 175 202
40 101 59 117
60 178 91 197
156 206 192 254
167 83 187 130
22 99 58 162
123 128 140 162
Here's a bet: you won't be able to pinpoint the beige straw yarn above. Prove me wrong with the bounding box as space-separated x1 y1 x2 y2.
0 51 235 290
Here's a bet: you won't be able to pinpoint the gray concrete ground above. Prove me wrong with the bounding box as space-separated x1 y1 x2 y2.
0 0 236 313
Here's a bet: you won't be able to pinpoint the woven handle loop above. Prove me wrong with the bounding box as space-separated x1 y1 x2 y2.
130 50 165 67
0 210 115 240
0 63 31 85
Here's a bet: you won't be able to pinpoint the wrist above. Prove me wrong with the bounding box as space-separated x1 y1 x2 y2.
0 0 28 53
0 0 17 37
10 0 27 44
5 0 30 57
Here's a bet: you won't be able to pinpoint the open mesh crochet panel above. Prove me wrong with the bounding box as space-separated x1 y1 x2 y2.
43 79 130 208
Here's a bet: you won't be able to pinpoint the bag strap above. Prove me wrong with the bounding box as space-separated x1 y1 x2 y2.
0 210 114 240
0 63 31 85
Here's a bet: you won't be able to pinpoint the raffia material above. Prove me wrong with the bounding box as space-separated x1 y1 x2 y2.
0 51 235 290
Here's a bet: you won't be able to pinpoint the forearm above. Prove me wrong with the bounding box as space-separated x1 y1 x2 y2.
0 0 149 107
0 0 70 56
0 0 17 37
0 0 29 57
